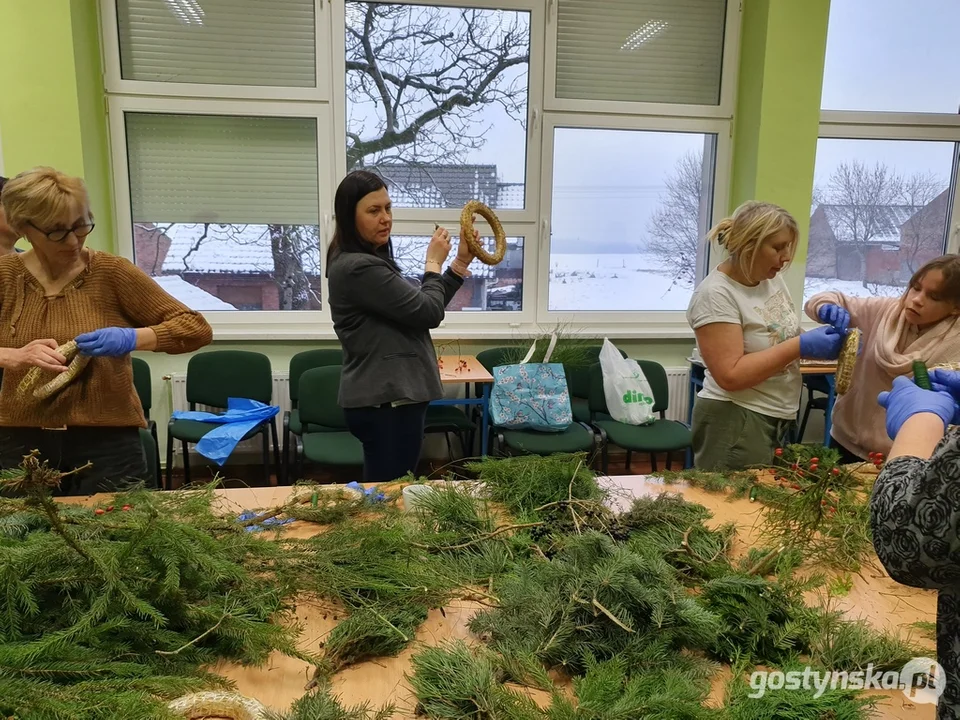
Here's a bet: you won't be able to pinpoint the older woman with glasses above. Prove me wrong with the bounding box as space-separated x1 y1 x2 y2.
0 167 212 495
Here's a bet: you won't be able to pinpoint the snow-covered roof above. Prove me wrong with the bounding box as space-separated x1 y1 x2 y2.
161 223 321 276
151 274 237 311
819 204 923 245
391 236 521 279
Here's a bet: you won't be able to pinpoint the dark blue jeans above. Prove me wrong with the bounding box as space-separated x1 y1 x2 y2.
0 427 148 496
343 402 429 483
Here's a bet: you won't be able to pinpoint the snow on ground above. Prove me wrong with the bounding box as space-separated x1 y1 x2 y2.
152 275 237 311
549 253 694 311
548 254 907 312
803 277 904 304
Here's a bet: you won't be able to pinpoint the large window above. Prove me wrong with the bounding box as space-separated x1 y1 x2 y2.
806 139 954 303
124 113 321 312
820 0 960 114
345 2 530 211
103 0 736 337
813 1 960 305
548 128 716 311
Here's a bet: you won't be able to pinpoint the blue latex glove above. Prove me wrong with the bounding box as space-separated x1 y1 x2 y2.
817 303 851 333
877 375 956 439
236 510 294 533
798 325 846 360
346 481 386 503
929 368 960 425
75 327 137 357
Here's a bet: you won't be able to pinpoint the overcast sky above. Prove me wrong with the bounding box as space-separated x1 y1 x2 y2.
354 1 960 253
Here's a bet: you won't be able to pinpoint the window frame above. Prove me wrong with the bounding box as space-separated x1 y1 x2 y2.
100 0 332 101
102 0 738 339
543 0 741 119
328 0 546 228
536 112 732 338
107 94 336 340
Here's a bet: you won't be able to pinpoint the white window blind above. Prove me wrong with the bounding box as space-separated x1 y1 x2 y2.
555 0 726 106
116 0 317 87
125 113 320 225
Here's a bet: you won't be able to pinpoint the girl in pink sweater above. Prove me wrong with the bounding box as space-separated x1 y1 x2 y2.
805 255 960 462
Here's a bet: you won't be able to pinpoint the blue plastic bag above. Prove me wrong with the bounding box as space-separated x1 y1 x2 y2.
172 397 279 465
490 334 572 433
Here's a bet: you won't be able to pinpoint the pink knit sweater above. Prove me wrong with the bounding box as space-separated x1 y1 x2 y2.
805 291 960 459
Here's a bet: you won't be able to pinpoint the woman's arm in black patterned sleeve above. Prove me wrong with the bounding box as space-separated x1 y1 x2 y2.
870 424 960 590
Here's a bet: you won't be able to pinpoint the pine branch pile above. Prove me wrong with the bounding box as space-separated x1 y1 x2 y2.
620 494 736 583
465 454 603 520
468 532 722 676
756 444 876 571
0 455 310 720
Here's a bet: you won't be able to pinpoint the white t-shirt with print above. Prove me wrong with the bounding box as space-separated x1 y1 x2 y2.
686 270 801 420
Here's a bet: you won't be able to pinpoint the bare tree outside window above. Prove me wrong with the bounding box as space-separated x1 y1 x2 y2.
806 157 949 300
645 150 705 290
345 2 530 206
132 6 530 312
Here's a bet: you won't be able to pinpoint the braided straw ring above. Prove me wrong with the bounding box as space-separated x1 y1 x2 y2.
460 200 506 266
16 340 91 401
834 328 861 396
168 691 269 720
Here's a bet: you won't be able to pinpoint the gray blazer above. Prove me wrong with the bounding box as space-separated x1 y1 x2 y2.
328 250 464 408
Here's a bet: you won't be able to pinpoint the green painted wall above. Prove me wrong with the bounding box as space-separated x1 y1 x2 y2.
729 0 831 304
0 0 834 460
0 0 113 253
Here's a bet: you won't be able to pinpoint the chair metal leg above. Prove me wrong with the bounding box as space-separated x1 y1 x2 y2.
295 437 305 482
282 426 290 485
270 419 281 484
444 432 453 461
625 450 632 471
650 453 657 472
165 433 174 490
149 423 161 486
798 402 813 443
666 452 672 471
181 440 191 485
261 426 271 485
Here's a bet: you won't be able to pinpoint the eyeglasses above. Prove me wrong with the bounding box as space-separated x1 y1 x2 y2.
28 221 95 243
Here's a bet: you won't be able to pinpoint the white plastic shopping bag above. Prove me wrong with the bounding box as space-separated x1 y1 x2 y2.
599 338 655 426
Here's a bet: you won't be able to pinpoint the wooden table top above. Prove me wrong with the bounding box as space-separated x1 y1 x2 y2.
800 361 838 375
437 354 494 384
62 478 933 718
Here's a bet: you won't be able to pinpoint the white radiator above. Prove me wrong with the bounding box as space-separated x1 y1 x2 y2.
664 367 690 423
166 372 292 456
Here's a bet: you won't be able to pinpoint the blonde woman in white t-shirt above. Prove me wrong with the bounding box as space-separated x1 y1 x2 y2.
686 201 848 470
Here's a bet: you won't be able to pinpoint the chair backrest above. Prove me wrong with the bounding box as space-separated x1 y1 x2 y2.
475 346 515 373
474 347 516 397
636 359 670 415
298 366 347 429
289 349 344 406
588 359 671 417
564 344 627 400
185 350 273 408
131 357 152 418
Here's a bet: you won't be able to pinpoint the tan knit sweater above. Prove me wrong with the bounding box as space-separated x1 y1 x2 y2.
0 251 213 428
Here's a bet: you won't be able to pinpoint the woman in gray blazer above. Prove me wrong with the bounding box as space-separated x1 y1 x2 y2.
326 170 476 482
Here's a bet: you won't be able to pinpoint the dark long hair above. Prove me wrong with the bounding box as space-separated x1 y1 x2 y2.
325 170 391 273
905 254 960 309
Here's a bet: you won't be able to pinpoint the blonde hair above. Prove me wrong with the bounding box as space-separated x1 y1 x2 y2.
706 201 798 279
0 167 91 235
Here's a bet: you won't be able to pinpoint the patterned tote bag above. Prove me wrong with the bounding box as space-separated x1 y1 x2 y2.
489 333 573 433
